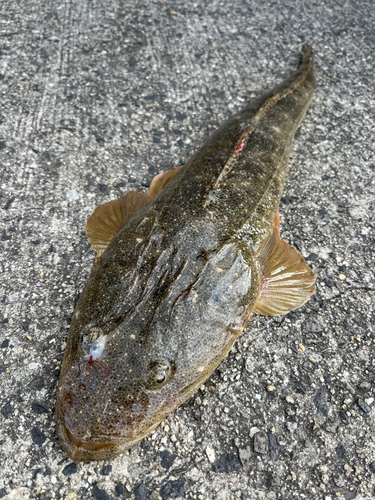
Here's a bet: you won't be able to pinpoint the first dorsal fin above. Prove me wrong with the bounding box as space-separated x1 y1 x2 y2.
253 211 316 316
147 167 181 199
85 167 182 256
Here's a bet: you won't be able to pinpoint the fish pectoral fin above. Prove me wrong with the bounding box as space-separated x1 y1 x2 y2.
147 167 182 199
85 191 151 256
253 212 316 316
85 167 182 256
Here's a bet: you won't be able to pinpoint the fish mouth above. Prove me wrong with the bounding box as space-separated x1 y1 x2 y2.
63 423 113 452
56 414 131 461
57 419 121 461
56 412 158 462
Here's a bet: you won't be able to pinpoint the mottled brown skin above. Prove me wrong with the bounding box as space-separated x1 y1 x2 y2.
56 45 316 461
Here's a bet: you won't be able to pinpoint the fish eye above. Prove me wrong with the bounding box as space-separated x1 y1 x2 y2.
145 360 171 390
156 372 166 384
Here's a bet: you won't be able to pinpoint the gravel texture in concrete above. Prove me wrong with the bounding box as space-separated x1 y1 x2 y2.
0 0 374 499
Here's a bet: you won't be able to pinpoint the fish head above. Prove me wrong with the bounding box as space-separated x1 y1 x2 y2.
56 317 226 461
55 319 184 461
56 242 257 461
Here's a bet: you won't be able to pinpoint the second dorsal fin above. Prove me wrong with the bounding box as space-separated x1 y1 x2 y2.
85 167 182 256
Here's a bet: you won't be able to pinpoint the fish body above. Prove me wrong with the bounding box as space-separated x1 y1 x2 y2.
56 45 317 461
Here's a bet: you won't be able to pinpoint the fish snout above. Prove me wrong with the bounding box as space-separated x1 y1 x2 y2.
56 377 152 461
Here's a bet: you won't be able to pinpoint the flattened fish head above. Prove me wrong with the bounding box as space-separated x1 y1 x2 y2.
56 242 258 461
56 317 184 460
56 333 178 460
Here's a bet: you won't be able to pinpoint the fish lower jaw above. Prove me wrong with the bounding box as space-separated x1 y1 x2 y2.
56 415 159 462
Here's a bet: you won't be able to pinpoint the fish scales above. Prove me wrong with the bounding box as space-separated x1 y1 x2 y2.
56 45 317 461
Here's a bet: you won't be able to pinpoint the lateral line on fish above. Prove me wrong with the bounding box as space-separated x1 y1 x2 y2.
204 53 312 207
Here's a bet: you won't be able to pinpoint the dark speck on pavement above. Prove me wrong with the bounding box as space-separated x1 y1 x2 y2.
134 483 147 500
62 462 77 476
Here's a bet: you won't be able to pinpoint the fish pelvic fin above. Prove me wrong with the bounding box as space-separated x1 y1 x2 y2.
85 191 151 256
253 211 316 316
85 167 181 256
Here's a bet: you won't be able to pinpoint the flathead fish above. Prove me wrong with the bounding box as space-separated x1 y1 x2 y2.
56 44 317 461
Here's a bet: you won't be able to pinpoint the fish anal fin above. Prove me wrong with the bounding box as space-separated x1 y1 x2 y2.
253 212 316 316
85 191 151 256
